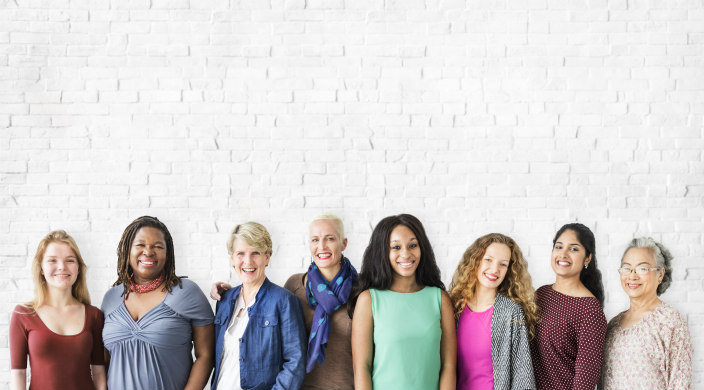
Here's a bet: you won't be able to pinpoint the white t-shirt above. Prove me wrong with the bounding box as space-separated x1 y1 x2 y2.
216 294 255 390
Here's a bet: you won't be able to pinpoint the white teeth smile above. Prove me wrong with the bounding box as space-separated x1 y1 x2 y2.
242 268 255 272
557 260 571 266
484 274 498 281
141 260 154 265
317 253 331 259
397 261 415 269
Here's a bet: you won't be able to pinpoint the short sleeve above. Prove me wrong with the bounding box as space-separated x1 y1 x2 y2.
101 285 124 315
165 279 214 327
89 306 106 366
9 305 30 369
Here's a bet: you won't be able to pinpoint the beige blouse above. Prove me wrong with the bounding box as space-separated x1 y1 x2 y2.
600 301 693 390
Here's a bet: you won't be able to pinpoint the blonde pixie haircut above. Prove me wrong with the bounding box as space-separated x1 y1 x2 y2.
227 222 273 256
310 213 345 239
25 230 91 311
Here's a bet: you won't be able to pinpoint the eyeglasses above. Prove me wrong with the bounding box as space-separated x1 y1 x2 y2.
617 266 660 275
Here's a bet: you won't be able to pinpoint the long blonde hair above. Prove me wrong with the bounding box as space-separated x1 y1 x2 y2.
449 233 539 339
24 230 91 311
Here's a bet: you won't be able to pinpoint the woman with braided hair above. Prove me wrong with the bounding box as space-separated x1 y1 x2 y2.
101 216 215 390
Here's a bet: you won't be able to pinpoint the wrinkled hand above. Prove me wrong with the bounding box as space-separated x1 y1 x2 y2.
210 281 232 301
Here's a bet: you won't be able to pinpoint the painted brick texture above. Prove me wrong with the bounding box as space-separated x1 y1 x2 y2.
1 0 703 387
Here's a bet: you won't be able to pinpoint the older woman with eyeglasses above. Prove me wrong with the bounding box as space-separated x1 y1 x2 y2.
599 237 693 390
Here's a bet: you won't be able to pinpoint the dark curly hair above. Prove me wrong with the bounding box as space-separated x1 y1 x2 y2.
622 237 673 295
348 214 444 317
113 216 184 298
553 223 604 306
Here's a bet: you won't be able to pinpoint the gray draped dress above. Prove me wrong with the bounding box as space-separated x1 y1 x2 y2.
102 279 214 390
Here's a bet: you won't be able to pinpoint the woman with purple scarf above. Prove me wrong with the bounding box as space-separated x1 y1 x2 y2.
211 214 358 390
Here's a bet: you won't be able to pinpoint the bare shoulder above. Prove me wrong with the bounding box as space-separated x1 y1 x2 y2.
357 289 371 305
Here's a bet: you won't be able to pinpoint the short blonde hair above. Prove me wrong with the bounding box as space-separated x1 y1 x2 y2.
25 230 91 310
310 213 345 239
227 222 273 255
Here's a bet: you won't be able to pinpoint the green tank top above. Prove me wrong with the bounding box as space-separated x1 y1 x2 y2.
370 286 442 390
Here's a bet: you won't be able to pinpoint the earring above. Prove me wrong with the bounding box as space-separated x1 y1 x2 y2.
584 263 588 269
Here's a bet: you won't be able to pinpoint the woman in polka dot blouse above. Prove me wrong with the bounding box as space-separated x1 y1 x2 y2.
529 223 607 390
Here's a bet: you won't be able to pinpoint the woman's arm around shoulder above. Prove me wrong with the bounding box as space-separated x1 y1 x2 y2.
351 290 374 390
439 290 457 390
273 290 307 390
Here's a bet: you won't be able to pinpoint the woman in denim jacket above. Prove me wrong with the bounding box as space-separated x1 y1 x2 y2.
212 222 306 390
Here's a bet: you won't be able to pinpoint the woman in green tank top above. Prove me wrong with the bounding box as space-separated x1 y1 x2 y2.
348 214 456 390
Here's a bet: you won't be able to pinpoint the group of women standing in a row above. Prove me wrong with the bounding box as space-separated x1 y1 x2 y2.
10 214 693 390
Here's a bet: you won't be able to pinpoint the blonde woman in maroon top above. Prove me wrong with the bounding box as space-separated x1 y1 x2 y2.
529 223 606 390
9 230 106 390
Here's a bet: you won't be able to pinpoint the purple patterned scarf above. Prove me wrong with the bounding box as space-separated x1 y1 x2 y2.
304 256 357 373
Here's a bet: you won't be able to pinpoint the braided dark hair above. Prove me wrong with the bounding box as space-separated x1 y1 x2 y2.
113 216 184 298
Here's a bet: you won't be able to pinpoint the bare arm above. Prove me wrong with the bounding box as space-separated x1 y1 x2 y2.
184 324 215 390
10 369 26 390
438 291 457 390
91 364 107 390
352 290 374 390
210 282 232 301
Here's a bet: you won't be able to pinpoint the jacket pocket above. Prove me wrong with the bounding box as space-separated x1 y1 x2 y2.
248 315 282 370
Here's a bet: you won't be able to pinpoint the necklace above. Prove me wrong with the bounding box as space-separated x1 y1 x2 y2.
129 272 165 293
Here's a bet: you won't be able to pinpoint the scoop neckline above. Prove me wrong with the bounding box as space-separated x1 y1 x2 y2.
548 284 598 300
617 301 664 331
386 285 428 294
35 304 88 337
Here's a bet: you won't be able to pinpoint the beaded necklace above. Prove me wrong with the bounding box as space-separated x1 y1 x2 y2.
129 272 165 293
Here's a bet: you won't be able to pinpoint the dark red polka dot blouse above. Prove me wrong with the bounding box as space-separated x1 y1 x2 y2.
530 285 607 390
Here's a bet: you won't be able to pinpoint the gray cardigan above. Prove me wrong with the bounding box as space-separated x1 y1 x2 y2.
491 294 536 390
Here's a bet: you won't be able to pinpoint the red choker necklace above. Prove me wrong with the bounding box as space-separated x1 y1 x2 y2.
129 272 165 293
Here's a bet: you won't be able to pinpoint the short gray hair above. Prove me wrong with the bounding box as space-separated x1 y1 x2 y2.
310 213 345 239
622 237 673 295
227 222 273 256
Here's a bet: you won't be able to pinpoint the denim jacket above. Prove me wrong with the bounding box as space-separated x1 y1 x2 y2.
212 278 307 390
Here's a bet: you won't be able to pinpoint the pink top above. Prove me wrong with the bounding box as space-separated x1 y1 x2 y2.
457 305 494 390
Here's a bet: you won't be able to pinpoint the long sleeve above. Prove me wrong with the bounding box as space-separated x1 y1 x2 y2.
511 307 535 390
572 302 607 390
666 316 693 390
273 293 307 390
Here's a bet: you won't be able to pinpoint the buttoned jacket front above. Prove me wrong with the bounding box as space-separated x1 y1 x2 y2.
212 278 306 390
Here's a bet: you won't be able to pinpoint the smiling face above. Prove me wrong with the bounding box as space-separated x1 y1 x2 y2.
475 242 511 293
129 226 167 284
388 224 421 279
620 247 663 301
309 219 348 270
41 242 79 290
231 238 270 288
551 229 591 280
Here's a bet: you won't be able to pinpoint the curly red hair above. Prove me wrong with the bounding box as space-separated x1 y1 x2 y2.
449 233 539 339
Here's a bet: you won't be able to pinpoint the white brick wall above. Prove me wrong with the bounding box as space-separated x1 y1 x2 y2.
2 0 703 387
